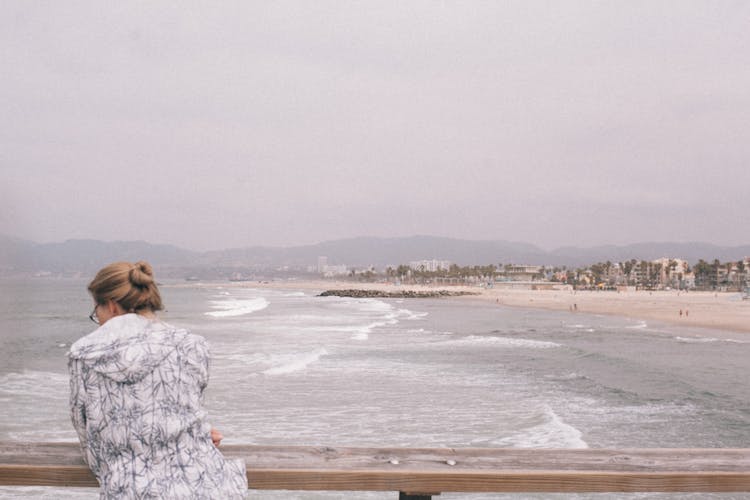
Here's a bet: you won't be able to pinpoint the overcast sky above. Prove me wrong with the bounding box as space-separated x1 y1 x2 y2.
2 1 749 251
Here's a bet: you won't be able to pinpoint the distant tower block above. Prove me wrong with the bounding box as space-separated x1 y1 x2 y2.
317 256 328 273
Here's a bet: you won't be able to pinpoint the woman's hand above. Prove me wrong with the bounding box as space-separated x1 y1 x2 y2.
211 427 223 447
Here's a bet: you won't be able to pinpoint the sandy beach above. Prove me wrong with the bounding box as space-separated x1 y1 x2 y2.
179 279 750 335
477 287 750 335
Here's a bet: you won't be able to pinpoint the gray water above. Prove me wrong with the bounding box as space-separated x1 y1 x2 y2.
1 278 749 499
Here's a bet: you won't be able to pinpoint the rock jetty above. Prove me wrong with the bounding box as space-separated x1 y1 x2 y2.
318 289 479 299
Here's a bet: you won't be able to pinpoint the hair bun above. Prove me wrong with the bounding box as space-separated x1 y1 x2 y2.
129 261 155 287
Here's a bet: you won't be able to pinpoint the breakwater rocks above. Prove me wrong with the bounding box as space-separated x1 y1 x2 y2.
318 289 480 299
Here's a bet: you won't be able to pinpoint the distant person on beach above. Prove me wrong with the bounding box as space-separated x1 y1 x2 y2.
68 261 247 499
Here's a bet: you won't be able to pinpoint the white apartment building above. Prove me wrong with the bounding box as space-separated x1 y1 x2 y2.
409 259 452 272
323 264 349 277
652 257 690 287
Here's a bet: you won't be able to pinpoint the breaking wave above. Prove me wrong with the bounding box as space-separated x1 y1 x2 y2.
447 335 560 349
205 297 269 317
263 348 328 375
478 406 588 448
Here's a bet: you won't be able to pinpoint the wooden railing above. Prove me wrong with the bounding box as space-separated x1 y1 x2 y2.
1 443 749 498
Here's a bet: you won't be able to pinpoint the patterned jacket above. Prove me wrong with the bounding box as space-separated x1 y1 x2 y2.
68 314 247 499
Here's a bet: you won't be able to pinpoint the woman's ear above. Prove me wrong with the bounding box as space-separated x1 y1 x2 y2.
107 300 125 316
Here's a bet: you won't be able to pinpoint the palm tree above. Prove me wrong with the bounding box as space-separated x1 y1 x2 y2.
693 259 713 289
738 260 747 289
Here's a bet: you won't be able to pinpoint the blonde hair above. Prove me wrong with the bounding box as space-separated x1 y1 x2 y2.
88 261 164 312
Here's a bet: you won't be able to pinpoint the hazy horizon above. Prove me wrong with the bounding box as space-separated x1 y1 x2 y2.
3 2 749 252
4 231 750 256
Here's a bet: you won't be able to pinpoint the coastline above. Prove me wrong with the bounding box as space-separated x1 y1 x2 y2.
170 280 750 335
471 287 750 336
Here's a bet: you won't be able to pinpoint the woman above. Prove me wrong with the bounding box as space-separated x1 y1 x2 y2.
68 261 247 499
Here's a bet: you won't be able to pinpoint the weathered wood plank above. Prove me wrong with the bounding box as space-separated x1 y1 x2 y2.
0 464 97 487
1 443 749 492
244 469 750 492
219 446 750 472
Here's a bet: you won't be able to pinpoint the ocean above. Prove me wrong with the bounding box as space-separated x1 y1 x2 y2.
1 278 749 499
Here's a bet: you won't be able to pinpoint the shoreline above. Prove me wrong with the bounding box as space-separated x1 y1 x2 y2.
466 288 750 336
168 279 750 335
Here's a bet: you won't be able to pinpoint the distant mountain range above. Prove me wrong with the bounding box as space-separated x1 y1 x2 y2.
1 234 749 277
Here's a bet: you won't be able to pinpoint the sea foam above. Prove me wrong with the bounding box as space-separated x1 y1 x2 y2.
205 297 269 317
397 308 429 320
675 336 749 344
263 348 328 375
0 371 74 442
625 321 649 329
0 371 68 399
448 335 560 349
488 406 588 449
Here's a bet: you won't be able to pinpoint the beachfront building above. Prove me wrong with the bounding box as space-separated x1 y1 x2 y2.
552 270 568 282
719 259 749 290
586 262 627 287
628 261 649 288
323 264 349 277
652 258 690 289
682 272 696 289
497 264 543 282
692 259 748 291
493 264 560 290
309 256 350 277
626 259 682 289
609 263 629 286
409 259 452 272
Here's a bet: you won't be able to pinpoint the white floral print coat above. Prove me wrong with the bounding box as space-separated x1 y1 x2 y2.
68 314 247 499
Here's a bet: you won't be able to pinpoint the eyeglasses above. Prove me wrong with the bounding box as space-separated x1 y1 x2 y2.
89 305 100 325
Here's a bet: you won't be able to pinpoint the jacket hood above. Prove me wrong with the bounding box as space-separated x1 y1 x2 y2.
69 314 189 384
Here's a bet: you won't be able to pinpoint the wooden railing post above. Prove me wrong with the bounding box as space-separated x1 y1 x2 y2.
399 492 438 499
